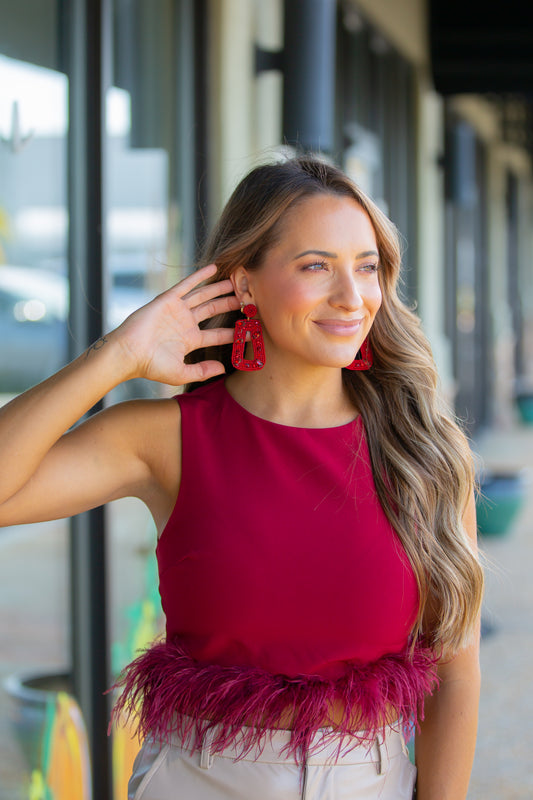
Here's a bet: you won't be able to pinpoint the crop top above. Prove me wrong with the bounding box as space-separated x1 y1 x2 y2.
112 378 438 760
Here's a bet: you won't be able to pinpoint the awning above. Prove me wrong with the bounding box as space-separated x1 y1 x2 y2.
429 1 533 95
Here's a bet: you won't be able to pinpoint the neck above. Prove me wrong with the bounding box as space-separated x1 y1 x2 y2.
225 361 357 428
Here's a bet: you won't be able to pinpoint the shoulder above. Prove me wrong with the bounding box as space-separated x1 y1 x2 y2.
101 396 182 509
123 379 223 437
94 394 181 434
124 379 224 462
174 379 227 423
178 378 224 406
86 395 181 471
108 380 224 469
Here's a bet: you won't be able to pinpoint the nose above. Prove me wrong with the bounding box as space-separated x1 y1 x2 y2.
330 269 364 311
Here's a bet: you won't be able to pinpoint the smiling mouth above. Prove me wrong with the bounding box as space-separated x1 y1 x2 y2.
313 319 364 336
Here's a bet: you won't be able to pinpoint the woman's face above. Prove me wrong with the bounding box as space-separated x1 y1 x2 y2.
234 193 382 371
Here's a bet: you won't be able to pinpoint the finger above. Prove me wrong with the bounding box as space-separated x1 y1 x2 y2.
182 360 227 383
175 264 218 296
193 294 241 324
198 327 237 348
184 278 236 309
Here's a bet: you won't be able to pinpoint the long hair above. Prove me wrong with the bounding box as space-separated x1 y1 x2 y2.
186 155 483 655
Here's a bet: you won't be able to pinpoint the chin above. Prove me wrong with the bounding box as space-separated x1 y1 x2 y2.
308 357 354 370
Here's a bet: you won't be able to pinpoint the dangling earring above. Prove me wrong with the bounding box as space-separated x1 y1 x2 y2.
346 338 373 371
231 303 266 371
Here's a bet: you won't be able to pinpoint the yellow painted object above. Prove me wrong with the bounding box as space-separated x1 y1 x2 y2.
0 207 10 262
111 599 158 797
112 709 142 800
28 770 48 800
110 545 163 797
35 692 91 800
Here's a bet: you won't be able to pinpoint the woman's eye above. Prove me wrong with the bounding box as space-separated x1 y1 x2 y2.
359 263 380 273
303 261 328 271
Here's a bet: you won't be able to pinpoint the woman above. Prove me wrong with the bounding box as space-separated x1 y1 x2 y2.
0 156 483 799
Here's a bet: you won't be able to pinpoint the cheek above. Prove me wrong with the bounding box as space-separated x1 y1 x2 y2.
285 284 318 312
368 284 383 314
262 280 317 318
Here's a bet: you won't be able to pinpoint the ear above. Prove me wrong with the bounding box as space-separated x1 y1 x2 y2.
230 266 254 305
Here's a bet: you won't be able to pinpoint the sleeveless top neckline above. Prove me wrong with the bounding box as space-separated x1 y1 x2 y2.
221 378 360 430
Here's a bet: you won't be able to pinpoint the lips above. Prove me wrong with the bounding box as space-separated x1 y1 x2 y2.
313 318 364 336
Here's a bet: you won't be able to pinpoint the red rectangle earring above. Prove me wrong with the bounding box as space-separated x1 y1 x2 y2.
231 303 266 371
346 338 373 370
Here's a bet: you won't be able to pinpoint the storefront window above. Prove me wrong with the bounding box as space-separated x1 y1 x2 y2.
0 1 201 795
106 1 197 792
0 4 70 797
104 62 169 800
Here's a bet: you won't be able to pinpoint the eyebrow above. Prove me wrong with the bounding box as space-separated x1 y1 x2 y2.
293 249 337 259
355 250 380 260
293 249 379 260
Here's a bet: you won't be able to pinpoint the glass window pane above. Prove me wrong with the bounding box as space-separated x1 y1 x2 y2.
0 6 70 797
0 55 68 392
105 1 190 792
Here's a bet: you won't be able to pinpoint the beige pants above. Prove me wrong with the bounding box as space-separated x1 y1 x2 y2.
128 722 417 800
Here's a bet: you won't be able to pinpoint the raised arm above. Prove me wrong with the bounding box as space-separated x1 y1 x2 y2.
0 265 238 528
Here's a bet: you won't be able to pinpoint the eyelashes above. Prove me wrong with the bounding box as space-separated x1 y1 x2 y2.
302 260 328 271
302 261 381 273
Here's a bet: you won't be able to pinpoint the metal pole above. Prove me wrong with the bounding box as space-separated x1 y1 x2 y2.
283 0 337 153
65 0 112 796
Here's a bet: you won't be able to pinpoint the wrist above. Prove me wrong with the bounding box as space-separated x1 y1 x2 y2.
82 329 140 384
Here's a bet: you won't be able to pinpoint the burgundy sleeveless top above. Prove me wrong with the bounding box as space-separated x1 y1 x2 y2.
113 379 438 759
158 378 418 675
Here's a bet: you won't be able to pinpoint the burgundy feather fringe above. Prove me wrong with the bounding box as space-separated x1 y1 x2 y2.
110 638 439 764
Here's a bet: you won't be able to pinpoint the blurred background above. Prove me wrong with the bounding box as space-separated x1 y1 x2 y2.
0 0 532 797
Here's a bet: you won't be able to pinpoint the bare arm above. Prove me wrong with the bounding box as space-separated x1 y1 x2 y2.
414 491 481 799
0 265 238 527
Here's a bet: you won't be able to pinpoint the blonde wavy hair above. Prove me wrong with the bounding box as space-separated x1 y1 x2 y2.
187 155 484 656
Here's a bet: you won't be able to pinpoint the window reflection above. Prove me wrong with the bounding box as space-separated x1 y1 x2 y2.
0 54 69 394
0 25 70 800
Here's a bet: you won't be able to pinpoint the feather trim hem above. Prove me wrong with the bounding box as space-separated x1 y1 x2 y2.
110 639 439 764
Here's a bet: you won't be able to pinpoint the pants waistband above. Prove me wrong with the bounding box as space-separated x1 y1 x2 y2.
170 716 408 772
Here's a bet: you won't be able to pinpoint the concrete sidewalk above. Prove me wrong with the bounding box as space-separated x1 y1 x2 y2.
468 422 533 798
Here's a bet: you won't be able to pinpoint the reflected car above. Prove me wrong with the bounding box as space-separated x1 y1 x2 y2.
0 263 156 393
0 266 68 392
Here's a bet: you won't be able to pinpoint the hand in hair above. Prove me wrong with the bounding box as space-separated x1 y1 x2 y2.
115 263 240 386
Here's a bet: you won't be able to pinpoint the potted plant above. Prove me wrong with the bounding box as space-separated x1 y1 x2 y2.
3 670 91 799
475 468 527 537
514 377 533 425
